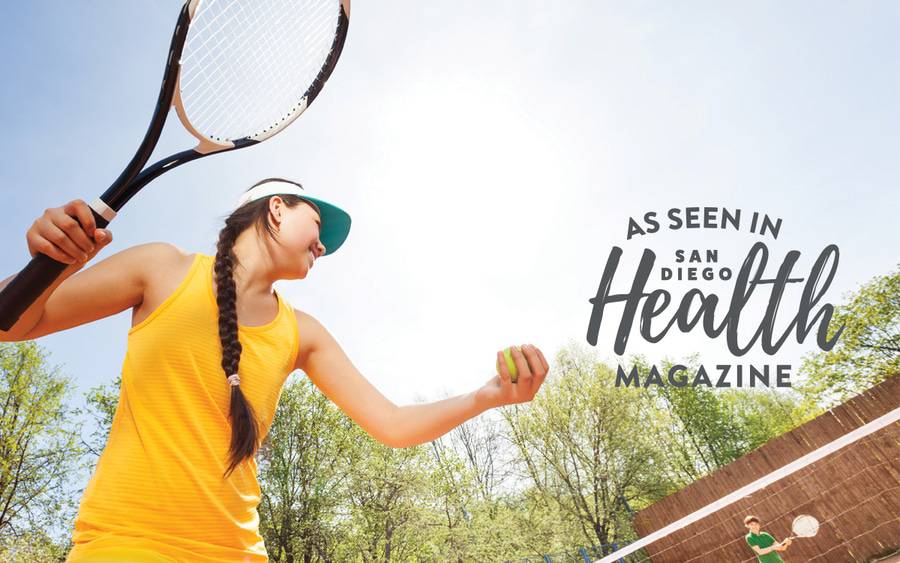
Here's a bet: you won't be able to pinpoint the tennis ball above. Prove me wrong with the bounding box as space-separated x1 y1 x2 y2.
497 347 519 383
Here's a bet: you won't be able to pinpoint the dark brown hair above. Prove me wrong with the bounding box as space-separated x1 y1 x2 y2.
217 178 310 478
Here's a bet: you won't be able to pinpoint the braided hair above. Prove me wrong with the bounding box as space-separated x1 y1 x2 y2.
216 178 310 478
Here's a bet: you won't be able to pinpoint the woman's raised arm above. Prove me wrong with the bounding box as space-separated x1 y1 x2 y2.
3 243 184 341
0 200 176 341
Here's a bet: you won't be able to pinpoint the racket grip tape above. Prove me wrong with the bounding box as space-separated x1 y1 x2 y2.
0 207 109 332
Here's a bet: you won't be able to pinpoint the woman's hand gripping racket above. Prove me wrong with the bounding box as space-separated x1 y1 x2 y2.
0 0 350 331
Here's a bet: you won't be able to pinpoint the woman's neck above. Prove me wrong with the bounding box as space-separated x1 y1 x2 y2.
229 230 278 300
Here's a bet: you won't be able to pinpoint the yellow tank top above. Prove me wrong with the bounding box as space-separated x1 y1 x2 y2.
67 253 299 562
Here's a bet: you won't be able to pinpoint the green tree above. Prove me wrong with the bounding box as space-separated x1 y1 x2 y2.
797 267 899 408
433 397 511 508
624 354 820 487
75 375 121 472
644 357 785 477
257 374 357 563
334 426 440 563
0 342 84 557
425 437 479 562
426 403 522 561
721 387 814 451
0 528 69 562
502 344 673 554
652 374 745 472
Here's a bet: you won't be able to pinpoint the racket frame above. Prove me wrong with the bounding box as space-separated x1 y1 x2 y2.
784 514 819 541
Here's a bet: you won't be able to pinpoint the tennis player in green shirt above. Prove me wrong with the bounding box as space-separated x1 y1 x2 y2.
744 515 792 562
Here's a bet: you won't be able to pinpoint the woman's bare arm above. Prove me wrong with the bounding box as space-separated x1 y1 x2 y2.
0 198 182 342
295 311 549 448
2 243 180 341
295 310 400 446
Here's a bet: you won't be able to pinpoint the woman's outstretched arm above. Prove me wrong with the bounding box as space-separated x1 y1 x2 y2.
390 345 549 447
295 311 401 446
296 311 549 448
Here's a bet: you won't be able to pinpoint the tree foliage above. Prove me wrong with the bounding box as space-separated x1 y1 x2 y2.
257 374 357 563
502 345 675 553
78 376 121 461
797 266 899 408
0 342 84 559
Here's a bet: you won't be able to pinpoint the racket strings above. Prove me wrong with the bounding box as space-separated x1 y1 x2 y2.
187 5 276 132
184 1 334 136
180 0 342 142
791 515 819 537
183 1 323 98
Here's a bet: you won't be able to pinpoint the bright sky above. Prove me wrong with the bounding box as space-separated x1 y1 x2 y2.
1 1 898 430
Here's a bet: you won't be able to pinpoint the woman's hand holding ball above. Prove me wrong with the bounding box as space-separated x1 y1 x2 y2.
478 344 550 408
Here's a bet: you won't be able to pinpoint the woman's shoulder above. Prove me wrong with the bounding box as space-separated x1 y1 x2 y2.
133 241 193 261
130 243 198 314
139 242 202 271
129 242 196 278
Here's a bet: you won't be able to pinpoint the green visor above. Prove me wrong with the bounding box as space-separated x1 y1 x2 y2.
235 179 352 255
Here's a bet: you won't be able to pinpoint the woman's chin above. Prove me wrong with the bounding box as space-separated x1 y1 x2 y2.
280 266 309 281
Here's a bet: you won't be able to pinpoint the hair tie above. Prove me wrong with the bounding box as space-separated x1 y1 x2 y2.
227 373 241 387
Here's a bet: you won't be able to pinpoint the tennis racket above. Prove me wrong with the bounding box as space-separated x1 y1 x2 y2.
784 514 819 541
0 0 350 331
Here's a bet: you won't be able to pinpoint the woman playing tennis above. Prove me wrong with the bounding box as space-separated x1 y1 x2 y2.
0 177 550 562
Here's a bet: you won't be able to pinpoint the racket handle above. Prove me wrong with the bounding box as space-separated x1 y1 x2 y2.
0 254 70 331
0 208 109 332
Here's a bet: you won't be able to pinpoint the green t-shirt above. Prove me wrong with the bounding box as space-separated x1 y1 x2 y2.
746 532 785 563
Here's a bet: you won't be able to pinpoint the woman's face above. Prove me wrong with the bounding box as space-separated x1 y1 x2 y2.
268 197 325 279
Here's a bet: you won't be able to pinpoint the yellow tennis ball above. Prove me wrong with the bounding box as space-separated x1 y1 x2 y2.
502 347 519 383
